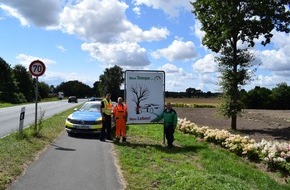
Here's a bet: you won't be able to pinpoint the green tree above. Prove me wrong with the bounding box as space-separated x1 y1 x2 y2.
192 0 289 129
0 57 21 103
217 47 256 123
56 80 92 98
38 81 50 99
92 81 101 97
271 83 290 110
185 87 197 98
246 86 272 109
49 85 56 93
13 64 34 102
98 65 124 101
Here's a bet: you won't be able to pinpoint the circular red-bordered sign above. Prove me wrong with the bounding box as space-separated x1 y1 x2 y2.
29 60 46 77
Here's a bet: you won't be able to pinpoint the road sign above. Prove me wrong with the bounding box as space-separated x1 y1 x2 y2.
125 70 165 124
29 60 46 77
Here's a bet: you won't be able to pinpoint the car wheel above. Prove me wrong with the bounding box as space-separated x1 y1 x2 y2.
67 131 75 136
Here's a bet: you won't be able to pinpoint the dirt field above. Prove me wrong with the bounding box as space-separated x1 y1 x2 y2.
175 107 290 142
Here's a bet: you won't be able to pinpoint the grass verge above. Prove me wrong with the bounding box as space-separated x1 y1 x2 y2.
1 105 289 189
0 107 75 189
114 124 290 190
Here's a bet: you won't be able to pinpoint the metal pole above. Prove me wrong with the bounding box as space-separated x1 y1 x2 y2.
163 123 165 144
35 77 38 129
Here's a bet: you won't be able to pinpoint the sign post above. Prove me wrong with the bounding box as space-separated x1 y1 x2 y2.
29 60 46 129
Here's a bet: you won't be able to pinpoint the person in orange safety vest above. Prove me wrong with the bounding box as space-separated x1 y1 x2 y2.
113 97 128 143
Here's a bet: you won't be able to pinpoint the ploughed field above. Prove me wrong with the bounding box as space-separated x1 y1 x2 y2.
175 107 290 142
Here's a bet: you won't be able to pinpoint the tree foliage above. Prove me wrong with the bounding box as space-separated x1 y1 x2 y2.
38 81 50 99
217 47 256 119
92 81 101 97
0 57 21 103
191 0 289 129
271 82 290 109
98 65 124 101
13 64 34 102
192 0 289 51
246 86 272 109
56 80 93 98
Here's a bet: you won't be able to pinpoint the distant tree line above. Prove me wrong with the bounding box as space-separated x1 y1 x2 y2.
166 83 290 110
0 57 124 103
165 89 220 99
240 83 290 110
1 57 290 109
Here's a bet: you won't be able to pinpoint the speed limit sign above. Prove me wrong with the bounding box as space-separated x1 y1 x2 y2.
29 60 46 77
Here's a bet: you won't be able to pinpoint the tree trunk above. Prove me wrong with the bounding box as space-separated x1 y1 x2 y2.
231 115 237 130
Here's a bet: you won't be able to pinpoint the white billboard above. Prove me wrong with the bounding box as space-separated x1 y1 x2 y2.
125 70 165 124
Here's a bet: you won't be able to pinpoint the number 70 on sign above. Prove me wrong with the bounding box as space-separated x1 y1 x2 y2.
29 60 46 77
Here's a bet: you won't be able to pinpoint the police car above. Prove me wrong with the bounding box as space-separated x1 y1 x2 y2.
65 101 103 135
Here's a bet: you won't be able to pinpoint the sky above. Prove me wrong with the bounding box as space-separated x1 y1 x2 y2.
0 0 289 93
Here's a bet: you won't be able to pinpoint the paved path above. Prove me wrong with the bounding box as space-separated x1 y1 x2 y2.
7 132 124 190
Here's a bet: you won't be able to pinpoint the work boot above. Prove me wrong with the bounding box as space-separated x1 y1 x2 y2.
122 137 126 143
115 137 120 143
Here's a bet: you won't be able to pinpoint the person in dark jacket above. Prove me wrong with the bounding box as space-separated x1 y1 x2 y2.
100 93 113 141
151 102 177 148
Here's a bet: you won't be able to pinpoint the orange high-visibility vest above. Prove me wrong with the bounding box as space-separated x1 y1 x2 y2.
113 104 127 119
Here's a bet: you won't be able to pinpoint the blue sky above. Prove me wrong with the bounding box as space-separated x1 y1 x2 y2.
0 0 289 93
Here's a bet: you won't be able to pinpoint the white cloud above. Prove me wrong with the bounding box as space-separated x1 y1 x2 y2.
81 42 150 67
0 0 61 27
157 63 196 91
245 73 290 91
59 0 129 42
152 40 198 61
158 63 186 75
257 48 290 71
59 0 169 43
16 54 55 68
41 71 96 87
133 0 192 18
133 6 141 16
193 53 218 73
191 20 204 43
272 31 290 49
56 45 66 52
0 4 29 26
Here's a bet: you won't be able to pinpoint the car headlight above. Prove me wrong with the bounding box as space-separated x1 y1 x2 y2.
67 118 73 123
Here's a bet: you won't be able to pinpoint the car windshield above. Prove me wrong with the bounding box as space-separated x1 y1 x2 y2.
79 103 100 112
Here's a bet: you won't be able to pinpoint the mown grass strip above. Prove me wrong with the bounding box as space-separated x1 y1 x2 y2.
114 124 290 190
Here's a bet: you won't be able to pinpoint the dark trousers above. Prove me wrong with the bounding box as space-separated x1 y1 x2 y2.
100 114 112 139
164 125 175 146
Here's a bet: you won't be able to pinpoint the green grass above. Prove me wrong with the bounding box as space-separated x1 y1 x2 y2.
0 104 289 189
114 124 290 190
0 102 14 108
0 98 60 108
0 107 75 190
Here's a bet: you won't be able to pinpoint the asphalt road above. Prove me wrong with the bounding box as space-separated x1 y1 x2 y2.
0 99 84 138
7 132 124 190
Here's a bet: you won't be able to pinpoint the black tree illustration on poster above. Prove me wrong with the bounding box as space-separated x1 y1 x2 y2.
129 83 150 114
